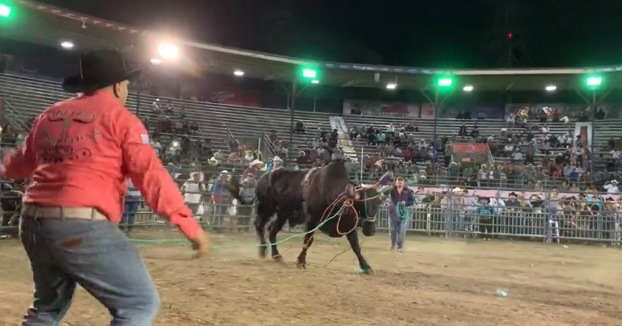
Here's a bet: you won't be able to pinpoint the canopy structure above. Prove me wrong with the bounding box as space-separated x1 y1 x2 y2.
2 0 622 92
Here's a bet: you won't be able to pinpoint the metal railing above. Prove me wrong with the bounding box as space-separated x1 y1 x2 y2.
2 99 28 131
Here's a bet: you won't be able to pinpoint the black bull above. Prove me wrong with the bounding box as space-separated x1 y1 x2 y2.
230 161 382 273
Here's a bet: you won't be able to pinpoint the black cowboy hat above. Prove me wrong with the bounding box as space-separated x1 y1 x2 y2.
62 49 142 93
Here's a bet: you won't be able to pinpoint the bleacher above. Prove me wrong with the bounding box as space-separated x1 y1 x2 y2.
343 114 506 156
0 73 332 168
342 113 622 168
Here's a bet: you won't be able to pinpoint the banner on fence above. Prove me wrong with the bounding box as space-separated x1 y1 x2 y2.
343 100 419 117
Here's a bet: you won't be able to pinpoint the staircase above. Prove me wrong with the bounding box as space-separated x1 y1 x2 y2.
329 116 357 162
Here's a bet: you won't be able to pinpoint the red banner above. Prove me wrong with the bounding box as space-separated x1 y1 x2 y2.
452 144 488 153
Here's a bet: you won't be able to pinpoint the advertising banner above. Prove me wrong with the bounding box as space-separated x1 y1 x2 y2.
343 100 419 117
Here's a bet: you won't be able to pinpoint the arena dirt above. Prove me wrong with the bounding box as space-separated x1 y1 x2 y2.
0 231 620 326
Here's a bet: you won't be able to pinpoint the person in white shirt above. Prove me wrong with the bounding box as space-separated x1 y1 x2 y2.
182 172 206 219
150 139 162 157
386 124 395 133
541 125 549 134
604 181 620 194
560 116 570 124
610 149 621 162
511 149 523 162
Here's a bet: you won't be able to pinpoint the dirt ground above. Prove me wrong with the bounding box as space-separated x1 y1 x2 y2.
0 231 621 326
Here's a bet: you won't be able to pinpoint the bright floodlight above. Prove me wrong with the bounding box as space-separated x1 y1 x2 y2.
60 41 74 49
150 58 162 65
311 80 320 84
302 68 317 79
438 78 453 87
234 70 244 76
158 42 179 60
0 4 11 17
463 85 474 92
386 83 397 90
546 85 557 91
586 76 602 86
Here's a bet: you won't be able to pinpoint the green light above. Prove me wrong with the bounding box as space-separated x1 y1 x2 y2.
302 68 317 79
586 76 602 86
438 78 453 87
0 4 11 17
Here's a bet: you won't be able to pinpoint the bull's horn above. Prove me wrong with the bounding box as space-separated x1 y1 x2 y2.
345 184 356 198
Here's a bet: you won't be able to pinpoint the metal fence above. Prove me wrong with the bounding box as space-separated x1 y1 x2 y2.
1 179 620 247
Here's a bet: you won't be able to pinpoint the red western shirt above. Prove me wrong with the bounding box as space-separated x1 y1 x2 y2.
2 91 200 239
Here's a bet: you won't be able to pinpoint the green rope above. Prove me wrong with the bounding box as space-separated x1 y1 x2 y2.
395 202 409 225
130 201 349 248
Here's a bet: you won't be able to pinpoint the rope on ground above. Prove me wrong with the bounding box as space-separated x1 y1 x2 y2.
130 201 350 248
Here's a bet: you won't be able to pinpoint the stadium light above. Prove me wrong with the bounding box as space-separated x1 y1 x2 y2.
545 85 557 92
234 70 244 76
302 68 317 79
60 41 74 49
438 78 453 87
150 58 162 65
386 83 397 90
586 76 602 87
463 85 474 92
311 80 320 84
158 42 179 60
0 4 11 17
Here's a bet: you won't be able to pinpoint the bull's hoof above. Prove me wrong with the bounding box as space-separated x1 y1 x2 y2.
359 266 374 275
258 247 267 259
272 255 283 263
297 263 306 269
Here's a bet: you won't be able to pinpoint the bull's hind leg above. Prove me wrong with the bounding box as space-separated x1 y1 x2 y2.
296 227 316 269
268 211 288 262
255 202 274 259
346 231 373 274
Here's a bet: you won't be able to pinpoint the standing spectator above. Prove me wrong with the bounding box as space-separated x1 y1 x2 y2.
476 197 494 240
388 177 414 252
120 178 141 233
267 156 284 170
211 170 231 230
182 172 206 221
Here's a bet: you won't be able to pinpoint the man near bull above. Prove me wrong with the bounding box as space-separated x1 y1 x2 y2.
388 177 414 252
2 49 207 326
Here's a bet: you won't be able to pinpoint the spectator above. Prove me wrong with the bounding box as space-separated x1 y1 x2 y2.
267 156 284 171
211 170 231 230
604 180 620 194
120 178 141 233
182 172 206 221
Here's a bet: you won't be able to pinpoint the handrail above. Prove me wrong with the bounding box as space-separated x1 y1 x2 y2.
2 99 28 131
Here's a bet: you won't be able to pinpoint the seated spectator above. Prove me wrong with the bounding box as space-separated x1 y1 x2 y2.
511 148 523 162
294 121 305 134
458 123 468 136
190 121 200 134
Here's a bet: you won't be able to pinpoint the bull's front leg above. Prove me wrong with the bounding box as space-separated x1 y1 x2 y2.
296 228 316 269
346 231 373 274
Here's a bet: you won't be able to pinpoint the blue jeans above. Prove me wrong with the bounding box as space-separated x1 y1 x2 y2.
121 199 140 232
19 215 160 326
389 217 407 249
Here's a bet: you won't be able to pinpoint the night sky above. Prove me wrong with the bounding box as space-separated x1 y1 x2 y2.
34 0 622 69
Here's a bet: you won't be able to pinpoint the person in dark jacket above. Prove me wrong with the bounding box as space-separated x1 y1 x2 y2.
389 177 415 252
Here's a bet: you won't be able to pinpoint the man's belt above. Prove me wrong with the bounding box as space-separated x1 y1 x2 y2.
22 204 108 221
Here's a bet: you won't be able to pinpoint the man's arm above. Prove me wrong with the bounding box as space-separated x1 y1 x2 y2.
113 109 200 240
3 128 37 180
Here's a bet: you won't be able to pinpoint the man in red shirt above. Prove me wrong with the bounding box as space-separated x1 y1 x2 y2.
2 49 207 326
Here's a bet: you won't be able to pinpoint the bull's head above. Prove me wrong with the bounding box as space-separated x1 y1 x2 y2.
345 183 381 236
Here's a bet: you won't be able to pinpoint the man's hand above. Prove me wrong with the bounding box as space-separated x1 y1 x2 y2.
189 229 208 259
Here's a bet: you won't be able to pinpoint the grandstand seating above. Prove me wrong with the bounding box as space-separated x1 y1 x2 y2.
343 113 622 168
0 73 332 167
